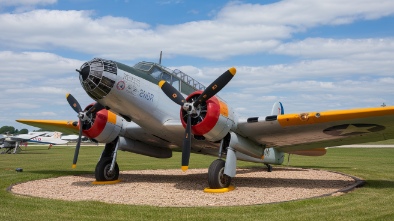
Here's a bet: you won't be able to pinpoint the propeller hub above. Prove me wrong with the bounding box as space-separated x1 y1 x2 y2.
66 93 105 169
183 103 193 112
158 67 236 171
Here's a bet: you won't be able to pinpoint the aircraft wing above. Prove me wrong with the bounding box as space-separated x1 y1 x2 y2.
12 132 47 141
16 120 79 135
237 106 394 154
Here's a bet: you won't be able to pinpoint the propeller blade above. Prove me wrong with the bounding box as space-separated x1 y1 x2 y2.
193 67 236 107
72 120 83 168
66 93 82 113
181 114 192 171
85 102 105 116
159 80 185 106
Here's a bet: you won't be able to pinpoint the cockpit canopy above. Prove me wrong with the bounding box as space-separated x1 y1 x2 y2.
133 62 206 93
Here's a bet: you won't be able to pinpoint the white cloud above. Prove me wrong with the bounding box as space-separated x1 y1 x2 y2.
0 51 83 76
0 51 93 130
274 38 394 59
1 1 393 60
217 0 394 27
0 0 56 13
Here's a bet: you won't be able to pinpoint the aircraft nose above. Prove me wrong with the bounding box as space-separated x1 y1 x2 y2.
79 65 90 81
77 58 118 101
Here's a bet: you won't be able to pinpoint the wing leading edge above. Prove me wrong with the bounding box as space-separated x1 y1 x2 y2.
16 120 79 135
237 106 394 153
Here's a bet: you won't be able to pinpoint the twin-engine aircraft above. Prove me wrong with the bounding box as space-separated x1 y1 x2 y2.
0 131 68 154
17 58 394 189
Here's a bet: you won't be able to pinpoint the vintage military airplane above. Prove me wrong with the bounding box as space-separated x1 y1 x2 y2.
17 58 394 189
0 131 68 153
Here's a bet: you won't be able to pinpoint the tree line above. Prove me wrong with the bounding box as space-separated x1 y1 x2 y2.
0 126 29 135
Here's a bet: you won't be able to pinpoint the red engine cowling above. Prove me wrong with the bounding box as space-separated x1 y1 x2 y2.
180 91 236 142
81 105 123 143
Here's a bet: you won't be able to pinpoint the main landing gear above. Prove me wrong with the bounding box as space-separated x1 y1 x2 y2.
207 134 234 189
265 163 273 172
95 157 119 181
208 159 231 188
95 138 120 182
207 133 275 189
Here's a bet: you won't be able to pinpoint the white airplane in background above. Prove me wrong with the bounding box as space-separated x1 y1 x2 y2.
17 58 394 190
1 131 68 153
61 134 82 142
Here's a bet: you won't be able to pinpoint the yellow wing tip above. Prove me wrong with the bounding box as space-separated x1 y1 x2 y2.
72 164 77 169
181 166 188 172
66 93 70 98
229 67 236 76
158 80 166 88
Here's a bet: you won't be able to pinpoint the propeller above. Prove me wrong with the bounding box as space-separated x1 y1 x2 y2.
159 67 236 171
66 93 105 168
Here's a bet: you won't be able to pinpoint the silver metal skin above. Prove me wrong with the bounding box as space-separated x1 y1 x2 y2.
109 139 120 173
224 147 237 177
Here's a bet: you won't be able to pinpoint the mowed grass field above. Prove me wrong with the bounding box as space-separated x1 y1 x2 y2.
1 145 394 221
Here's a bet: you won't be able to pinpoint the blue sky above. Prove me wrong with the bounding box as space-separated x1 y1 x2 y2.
1 0 394 131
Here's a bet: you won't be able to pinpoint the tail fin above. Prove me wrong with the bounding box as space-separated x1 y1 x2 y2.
51 132 62 139
271 102 284 115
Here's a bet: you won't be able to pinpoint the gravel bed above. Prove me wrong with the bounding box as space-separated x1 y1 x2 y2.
10 167 360 207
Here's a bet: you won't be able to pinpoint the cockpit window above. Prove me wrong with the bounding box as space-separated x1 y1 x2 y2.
161 73 171 83
134 62 153 72
171 77 180 91
150 67 180 90
151 67 162 79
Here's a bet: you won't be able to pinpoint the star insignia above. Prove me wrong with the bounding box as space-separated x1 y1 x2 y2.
336 124 375 136
323 124 385 136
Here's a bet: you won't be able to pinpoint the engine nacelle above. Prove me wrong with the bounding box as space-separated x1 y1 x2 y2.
82 105 123 143
118 136 172 158
181 91 236 142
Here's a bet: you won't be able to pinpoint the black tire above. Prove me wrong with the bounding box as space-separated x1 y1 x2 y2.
95 157 119 181
208 159 231 189
266 164 273 172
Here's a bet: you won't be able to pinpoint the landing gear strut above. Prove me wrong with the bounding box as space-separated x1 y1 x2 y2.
95 138 120 181
207 134 234 189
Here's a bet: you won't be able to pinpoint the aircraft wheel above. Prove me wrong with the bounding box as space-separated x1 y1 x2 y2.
266 164 273 172
208 159 231 189
95 157 119 181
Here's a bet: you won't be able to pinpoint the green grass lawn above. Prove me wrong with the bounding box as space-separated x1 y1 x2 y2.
1 145 394 221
